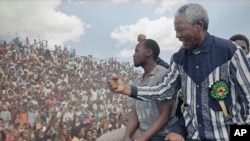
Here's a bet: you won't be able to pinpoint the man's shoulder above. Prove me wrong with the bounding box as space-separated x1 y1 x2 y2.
156 65 170 75
157 65 169 71
156 57 170 69
210 34 235 47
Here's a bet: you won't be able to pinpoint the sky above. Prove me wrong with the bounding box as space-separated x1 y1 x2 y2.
0 0 250 64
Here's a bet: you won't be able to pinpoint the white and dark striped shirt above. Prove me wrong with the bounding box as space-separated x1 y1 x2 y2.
130 33 250 141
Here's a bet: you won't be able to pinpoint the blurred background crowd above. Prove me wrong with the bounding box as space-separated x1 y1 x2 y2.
0 37 141 141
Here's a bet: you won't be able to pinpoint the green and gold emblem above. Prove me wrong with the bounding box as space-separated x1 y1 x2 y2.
210 80 229 117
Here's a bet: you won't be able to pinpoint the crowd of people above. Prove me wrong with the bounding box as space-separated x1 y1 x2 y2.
0 37 141 141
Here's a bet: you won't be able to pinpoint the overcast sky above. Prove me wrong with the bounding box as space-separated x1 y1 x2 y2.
0 0 249 64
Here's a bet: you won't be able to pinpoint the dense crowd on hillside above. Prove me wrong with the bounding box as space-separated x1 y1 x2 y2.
0 37 141 141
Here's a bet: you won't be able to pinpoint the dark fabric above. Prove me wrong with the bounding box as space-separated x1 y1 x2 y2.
156 57 170 69
149 135 165 141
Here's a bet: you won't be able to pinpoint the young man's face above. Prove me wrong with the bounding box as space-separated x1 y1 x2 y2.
133 42 148 67
234 39 249 54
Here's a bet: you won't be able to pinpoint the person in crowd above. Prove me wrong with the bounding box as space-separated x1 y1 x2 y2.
35 108 56 141
98 37 178 141
27 106 36 127
229 34 250 61
12 123 33 141
19 106 28 126
19 123 33 141
0 105 11 128
0 118 6 141
117 112 127 129
85 129 93 141
89 119 100 138
71 126 86 141
55 111 72 141
108 3 250 141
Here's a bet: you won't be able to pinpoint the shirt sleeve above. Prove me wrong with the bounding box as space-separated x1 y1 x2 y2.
230 48 250 123
130 61 182 101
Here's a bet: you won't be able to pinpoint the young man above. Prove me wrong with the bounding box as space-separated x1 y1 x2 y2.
97 38 179 141
108 3 250 141
229 34 250 61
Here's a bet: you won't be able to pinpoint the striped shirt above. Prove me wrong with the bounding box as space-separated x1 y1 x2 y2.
131 65 178 136
130 33 250 141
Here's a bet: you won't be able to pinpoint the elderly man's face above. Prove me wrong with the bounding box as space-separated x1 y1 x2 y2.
174 17 203 49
